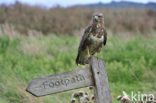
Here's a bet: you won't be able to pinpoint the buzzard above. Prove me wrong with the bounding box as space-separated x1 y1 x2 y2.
76 13 107 65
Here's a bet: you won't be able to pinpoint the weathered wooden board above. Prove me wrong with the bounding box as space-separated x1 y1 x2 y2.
26 68 94 96
90 56 112 103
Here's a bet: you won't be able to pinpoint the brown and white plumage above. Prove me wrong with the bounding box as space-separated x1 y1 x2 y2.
76 13 107 65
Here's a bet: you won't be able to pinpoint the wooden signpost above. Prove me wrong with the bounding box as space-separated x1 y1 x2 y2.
26 56 112 103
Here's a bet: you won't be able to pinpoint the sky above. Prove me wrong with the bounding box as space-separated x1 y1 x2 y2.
0 0 156 7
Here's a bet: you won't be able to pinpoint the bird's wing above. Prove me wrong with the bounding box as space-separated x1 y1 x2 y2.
78 25 92 51
103 29 107 45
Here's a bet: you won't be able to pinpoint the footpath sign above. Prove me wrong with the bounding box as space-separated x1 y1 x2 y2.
26 56 112 103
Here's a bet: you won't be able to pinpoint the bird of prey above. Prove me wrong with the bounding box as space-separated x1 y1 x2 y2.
76 13 107 65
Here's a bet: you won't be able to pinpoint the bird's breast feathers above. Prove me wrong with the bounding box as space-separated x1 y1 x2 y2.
89 33 104 43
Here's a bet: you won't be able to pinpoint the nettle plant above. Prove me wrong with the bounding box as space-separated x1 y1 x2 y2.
70 86 95 103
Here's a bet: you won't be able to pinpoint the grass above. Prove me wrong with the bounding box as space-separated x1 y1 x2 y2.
0 35 156 103
1 3 156 35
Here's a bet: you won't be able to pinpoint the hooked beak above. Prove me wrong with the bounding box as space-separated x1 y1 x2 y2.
94 16 98 21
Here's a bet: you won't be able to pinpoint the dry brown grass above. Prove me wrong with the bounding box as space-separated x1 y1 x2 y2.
0 2 156 36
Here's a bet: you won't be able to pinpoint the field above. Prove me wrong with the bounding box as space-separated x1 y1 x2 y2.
0 35 156 103
0 2 156 36
0 2 156 103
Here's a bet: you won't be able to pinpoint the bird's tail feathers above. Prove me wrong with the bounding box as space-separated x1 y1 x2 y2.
76 54 79 66
76 53 89 65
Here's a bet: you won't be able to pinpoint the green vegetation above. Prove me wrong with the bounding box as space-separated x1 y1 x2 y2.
0 35 155 103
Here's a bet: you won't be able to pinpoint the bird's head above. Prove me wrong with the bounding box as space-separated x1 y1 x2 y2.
92 13 104 22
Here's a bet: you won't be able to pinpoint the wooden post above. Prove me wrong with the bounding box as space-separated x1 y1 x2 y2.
90 56 112 103
26 56 112 103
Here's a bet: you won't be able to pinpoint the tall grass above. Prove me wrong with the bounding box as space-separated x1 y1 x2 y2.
0 2 156 35
0 35 155 103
